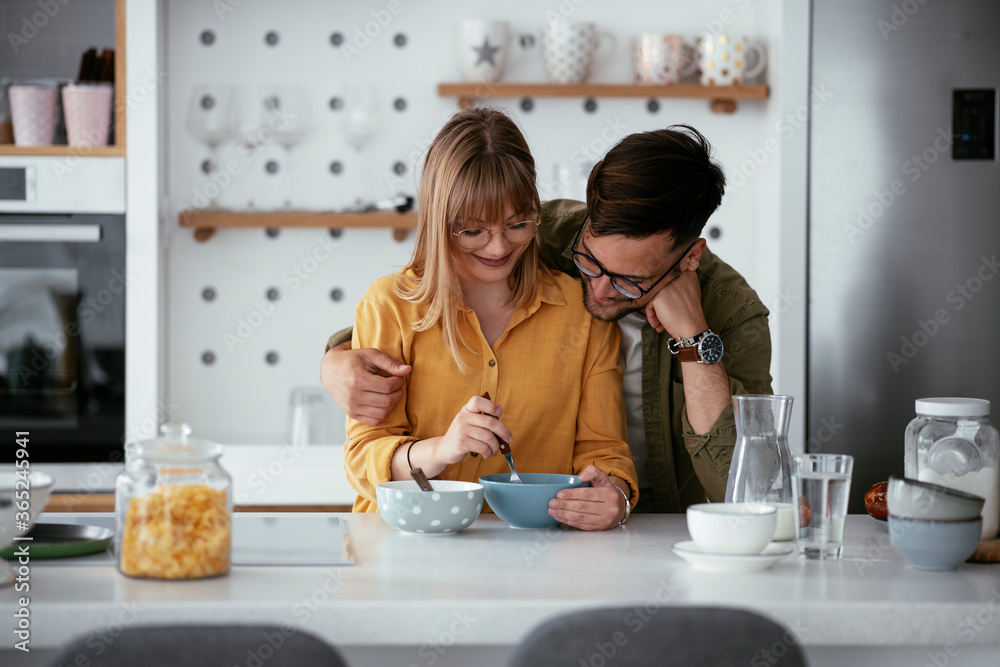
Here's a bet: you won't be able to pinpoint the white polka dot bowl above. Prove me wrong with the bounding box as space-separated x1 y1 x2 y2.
376 480 484 535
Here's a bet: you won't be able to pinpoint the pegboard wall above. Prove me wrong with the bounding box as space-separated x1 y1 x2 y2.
165 0 783 445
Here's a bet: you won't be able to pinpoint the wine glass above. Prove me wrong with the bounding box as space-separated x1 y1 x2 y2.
260 85 309 208
340 84 380 206
184 84 237 208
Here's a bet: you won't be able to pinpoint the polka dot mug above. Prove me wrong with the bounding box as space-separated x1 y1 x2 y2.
695 34 767 86
541 20 616 84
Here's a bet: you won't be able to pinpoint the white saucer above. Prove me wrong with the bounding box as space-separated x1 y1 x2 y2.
671 541 794 572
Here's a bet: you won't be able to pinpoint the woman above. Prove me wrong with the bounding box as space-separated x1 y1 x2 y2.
344 108 636 531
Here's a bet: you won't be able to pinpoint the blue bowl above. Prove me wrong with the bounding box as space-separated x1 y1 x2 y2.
478 473 590 529
888 515 982 571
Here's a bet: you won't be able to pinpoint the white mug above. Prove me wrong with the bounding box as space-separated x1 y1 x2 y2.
458 20 511 83
541 20 615 84
632 34 698 85
696 33 767 86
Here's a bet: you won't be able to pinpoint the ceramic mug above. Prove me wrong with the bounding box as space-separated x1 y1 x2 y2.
458 20 511 83
696 33 767 86
541 20 615 84
632 34 699 85
61 83 113 147
9 84 59 146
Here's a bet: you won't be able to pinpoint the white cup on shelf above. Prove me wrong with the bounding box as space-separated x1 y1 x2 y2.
541 20 616 84
458 20 512 83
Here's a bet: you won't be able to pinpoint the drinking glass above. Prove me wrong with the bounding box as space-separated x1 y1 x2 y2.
288 387 336 447
792 453 854 559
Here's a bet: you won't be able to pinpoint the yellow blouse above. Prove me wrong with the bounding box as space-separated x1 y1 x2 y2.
345 268 638 513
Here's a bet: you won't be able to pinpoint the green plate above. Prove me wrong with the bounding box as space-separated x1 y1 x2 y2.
1 523 113 560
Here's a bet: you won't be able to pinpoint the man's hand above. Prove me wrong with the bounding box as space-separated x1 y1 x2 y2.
642 246 734 435
547 466 628 531
644 268 708 339
320 342 411 425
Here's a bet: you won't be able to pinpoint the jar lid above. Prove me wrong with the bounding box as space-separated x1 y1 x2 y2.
915 398 991 417
131 422 223 460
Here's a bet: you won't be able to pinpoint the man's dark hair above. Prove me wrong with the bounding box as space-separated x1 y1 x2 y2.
585 125 726 247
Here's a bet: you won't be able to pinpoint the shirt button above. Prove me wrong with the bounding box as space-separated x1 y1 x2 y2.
489 359 496 367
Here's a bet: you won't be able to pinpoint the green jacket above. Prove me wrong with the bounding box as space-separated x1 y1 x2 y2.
326 199 773 512
536 200 772 512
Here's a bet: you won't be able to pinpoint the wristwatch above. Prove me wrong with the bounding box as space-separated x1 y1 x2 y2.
613 485 631 527
667 328 724 365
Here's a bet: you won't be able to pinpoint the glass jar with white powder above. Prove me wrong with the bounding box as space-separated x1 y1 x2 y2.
904 398 999 540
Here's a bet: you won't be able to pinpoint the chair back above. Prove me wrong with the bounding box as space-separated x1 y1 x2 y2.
506 606 808 667
45 625 348 667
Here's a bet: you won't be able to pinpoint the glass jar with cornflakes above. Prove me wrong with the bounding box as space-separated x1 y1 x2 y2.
115 423 232 579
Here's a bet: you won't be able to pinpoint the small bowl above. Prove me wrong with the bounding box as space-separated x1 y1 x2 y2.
886 475 984 521
888 515 982 571
479 473 590 529
376 480 483 535
0 470 55 586
0 470 55 536
686 502 777 554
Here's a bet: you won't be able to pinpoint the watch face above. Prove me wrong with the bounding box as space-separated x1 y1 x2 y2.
699 334 724 364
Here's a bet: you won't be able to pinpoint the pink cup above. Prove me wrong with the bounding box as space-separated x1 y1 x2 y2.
9 85 59 146
61 84 114 147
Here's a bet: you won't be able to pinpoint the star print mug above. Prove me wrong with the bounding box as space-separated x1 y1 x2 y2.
458 20 511 83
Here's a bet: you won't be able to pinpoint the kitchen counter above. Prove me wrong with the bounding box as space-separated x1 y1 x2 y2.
2 513 998 667
33 444 356 506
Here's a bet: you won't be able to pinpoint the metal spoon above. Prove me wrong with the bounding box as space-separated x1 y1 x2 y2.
481 392 521 484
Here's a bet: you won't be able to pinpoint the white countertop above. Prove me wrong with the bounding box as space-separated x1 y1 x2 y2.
2 513 999 666
32 444 356 505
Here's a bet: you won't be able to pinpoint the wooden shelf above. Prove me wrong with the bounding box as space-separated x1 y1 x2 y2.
179 210 419 243
0 0 125 157
0 145 125 157
437 82 769 113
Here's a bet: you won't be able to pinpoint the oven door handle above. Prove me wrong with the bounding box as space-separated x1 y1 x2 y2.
0 223 101 243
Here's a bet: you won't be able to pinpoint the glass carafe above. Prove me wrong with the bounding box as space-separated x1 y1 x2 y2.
724 395 795 540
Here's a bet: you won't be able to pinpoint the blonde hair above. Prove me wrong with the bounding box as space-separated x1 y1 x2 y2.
395 108 542 371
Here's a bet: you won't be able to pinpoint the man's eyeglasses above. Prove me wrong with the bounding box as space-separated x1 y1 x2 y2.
571 214 696 300
451 217 538 251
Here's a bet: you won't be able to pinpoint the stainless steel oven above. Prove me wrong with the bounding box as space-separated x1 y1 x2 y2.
0 158 126 462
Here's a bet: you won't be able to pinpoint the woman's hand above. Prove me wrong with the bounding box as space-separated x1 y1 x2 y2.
433 394 513 466
548 466 628 531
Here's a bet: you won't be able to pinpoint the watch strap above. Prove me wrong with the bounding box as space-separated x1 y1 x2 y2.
674 346 702 363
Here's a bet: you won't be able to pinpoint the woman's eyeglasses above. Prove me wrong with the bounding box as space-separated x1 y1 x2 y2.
451 218 538 251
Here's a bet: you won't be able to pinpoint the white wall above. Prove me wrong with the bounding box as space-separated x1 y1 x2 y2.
157 0 809 447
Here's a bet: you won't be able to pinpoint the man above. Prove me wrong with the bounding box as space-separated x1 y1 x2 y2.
322 125 772 513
